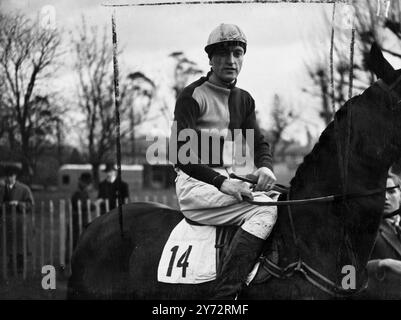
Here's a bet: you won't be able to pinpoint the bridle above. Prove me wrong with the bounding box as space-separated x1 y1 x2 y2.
250 187 398 297
231 174 399 297
377 74 401 106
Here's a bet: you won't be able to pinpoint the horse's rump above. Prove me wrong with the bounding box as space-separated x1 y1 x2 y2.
68 202 183 299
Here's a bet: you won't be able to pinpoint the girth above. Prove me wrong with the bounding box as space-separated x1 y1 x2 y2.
184 217 237 275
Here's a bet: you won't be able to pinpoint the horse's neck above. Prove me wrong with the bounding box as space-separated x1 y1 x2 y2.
291 114 389 196
275 118 390 287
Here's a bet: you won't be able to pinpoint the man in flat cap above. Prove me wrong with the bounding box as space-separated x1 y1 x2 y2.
0 164 34 273
97 163 130 215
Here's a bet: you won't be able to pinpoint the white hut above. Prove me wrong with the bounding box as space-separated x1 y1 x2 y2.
58 164 144 192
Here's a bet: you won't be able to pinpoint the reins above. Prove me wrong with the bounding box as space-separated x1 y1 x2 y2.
229 173 399 206
243 185 399 206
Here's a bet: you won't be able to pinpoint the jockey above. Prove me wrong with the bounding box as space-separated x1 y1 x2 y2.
170 23 278 299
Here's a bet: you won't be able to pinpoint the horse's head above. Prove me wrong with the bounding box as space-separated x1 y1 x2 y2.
353 43 401 170
293 43 401 194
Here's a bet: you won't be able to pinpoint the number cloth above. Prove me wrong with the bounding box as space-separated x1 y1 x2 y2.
157 218 263 284
157 219 217 284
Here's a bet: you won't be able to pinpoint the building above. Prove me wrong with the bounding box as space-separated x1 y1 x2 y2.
124 136 177 189
58 164 144 192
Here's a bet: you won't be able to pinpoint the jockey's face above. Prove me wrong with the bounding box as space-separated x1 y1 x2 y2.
209 45 244 85
384 177 401 215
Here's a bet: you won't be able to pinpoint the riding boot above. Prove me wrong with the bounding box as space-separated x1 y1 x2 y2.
212 228 264 300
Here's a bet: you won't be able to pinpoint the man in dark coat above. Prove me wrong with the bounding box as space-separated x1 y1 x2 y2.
0 165 34 206
365 172 401 299
97 163 130 215
0 165 34 274
70 172 94 250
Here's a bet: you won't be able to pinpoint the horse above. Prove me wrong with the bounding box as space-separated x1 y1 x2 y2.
67 43 401 300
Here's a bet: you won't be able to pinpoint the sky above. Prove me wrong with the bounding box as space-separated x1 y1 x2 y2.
1 0 357 146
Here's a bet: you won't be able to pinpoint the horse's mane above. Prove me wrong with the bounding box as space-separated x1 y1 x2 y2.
271 80 401 285
289 81 392 195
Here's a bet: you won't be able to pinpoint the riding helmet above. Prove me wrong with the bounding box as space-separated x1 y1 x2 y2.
204 23 247 58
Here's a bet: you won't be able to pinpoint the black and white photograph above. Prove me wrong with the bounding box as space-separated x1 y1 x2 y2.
0 0 401 309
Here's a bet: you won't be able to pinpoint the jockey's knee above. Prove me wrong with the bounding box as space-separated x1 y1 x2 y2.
241 206 277 240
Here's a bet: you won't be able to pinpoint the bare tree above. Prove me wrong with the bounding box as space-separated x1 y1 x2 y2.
0 12 62 182
126 71 156 158
169 51 203 98
304 3 383 125
25 95 66 181
152 51 203 134
305 51 365 126
72 18 117 184
305 2 401 168
268 94 299 158
72 18 155 183
305 61 332 125
72 19 122 184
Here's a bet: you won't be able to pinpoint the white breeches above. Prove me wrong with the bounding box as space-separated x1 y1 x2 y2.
175 168 278 240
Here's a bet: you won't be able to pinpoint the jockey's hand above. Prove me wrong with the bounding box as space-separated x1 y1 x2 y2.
220 179 254 202
379 259 401 275
253 167 277 191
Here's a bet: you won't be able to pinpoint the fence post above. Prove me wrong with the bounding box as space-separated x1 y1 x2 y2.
2 204 7 281
31 203 36 275
49 200 54 266
77 200 82 236
68 200 73 265
86 199 91 224
11 205 17 277
105 199 109 213
95 202 100 218
162 195 168 205
40 201 44 271
144 195 150 202
22 205 27 280
59 200 66 268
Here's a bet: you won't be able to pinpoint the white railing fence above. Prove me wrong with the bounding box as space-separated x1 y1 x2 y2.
0 194 178 281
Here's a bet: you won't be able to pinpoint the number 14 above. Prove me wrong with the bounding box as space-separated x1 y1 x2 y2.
166 245 192 278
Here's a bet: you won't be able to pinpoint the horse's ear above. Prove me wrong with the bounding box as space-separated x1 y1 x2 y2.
367 42 396 84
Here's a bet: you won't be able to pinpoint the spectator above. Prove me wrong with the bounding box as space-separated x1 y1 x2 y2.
70 172 94 250
0 165 34 273
97 163 129 215
366 172 401 299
